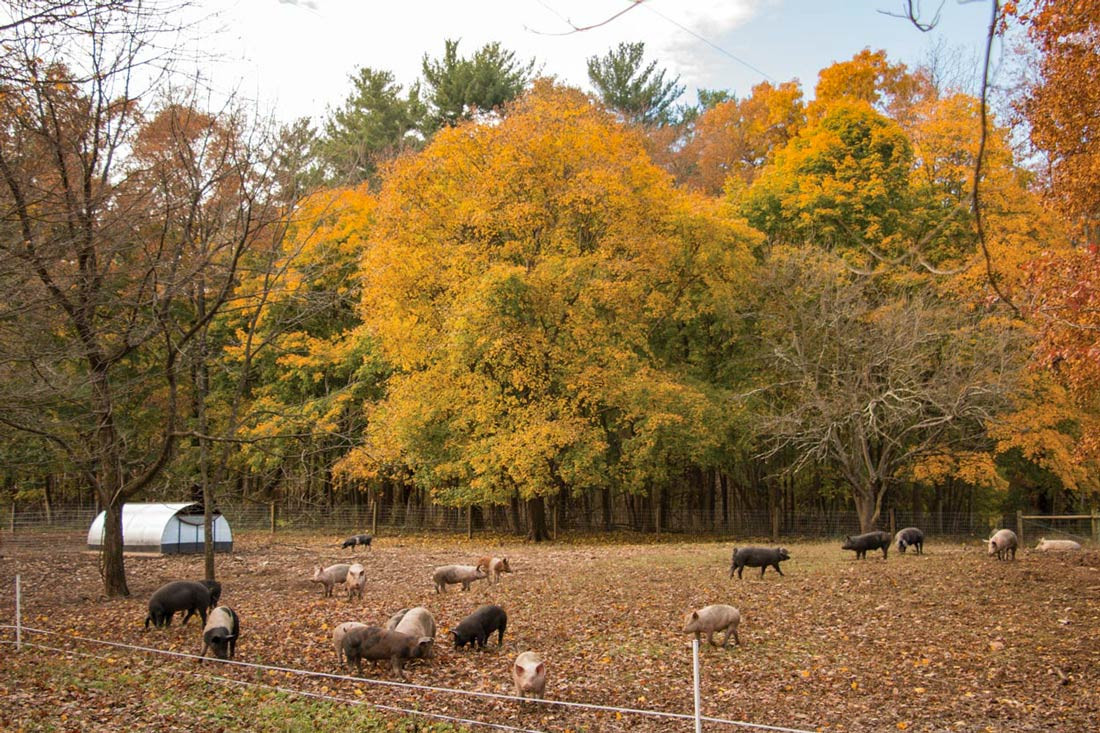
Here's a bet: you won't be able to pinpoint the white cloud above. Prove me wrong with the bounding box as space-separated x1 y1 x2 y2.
191 0 766 122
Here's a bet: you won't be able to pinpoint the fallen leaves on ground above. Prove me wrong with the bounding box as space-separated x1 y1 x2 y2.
1 535 1098 731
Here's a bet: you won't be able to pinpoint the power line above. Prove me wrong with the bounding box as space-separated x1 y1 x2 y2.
639 2 776 83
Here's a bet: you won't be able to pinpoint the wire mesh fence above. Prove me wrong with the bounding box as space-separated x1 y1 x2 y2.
0 499 1017 555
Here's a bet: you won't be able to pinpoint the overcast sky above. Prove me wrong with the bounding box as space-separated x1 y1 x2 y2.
188 0 999 123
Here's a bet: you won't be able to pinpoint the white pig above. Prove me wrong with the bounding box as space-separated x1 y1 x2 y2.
513 651 547 699
988 529 1018 561
310 564 351 597
432 564 486 593
387 606 436 639
1035 537 1082 552
682 604 741 647
344 563 366 601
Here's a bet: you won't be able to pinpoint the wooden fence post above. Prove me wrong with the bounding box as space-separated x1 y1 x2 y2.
889 508 896 538
1091 510 1098 544
466 505 473 540
1016 510 1024 546
771 505 779 543
269 502 277 534
372 501 378 537
655 493 662 539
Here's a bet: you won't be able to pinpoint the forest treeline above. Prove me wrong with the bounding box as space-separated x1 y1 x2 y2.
2 1 1098 592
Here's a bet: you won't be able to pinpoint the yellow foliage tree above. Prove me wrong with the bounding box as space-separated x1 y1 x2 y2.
339 80 757 540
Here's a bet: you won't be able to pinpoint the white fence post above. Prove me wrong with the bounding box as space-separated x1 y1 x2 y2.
692 637 702 733
15 574 22 651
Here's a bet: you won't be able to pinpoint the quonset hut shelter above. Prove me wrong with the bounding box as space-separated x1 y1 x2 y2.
87 502 233 555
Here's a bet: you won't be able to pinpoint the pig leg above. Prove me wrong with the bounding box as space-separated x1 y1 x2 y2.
881 546 889 560
706 631 717 647
760 566 766 578
736 565 744 579
773 562 784 576
496 623 506 646
724 624 740 647
181 608 196 626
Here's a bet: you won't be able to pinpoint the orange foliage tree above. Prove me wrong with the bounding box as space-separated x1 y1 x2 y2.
1013 1 1100 458
681 81 805 195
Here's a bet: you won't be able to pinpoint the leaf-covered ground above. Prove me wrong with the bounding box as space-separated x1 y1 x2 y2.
2 533 1098 732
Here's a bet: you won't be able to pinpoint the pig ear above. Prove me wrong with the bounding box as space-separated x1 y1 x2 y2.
514 663 523 674
536 662 544 675
691 611 699 620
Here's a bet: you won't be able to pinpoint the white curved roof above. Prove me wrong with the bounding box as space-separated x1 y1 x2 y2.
87 502 232 551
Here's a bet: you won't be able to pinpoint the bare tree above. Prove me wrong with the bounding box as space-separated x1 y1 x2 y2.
756 247 1026 531
0 3 281 595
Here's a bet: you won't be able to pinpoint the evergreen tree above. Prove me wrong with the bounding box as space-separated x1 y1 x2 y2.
421 39 536 131
318 67 426 186
586 41 685 126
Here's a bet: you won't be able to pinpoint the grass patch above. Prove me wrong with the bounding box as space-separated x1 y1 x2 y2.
0 650 465 732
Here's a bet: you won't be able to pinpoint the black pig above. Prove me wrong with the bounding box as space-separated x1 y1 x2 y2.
342 626 433 678
200 606 240 661
341 534 373 549
199 579 222 608
894 527 924 555
145 580 212 628
452 604 507 650
729 546 790 579
842 531 892 560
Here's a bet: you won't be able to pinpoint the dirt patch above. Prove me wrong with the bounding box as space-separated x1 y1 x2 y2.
2 533 1098 731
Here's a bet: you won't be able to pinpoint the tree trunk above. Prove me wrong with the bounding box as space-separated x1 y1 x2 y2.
601 487 612 531
852 483 884 533
526 496 551 542
93 366 130 597
101 499 129 597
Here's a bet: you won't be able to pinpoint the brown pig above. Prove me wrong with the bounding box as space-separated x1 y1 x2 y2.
341 626 433 678
682 604 741 648
476 556 513 584
332 621 368 664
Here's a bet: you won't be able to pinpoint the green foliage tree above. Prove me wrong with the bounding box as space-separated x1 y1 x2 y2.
586 41 685 126
420 39 536 131
317 67 426 186
739 101 915 267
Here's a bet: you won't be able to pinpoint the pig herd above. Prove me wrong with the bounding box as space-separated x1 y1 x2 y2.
141 524 1083 702
142 551 545 700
